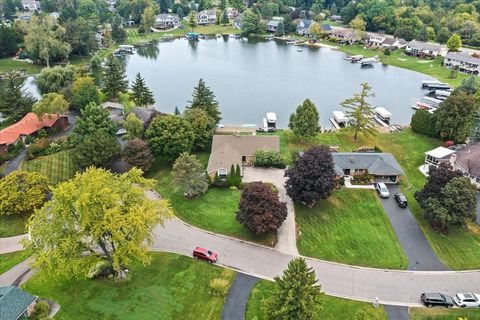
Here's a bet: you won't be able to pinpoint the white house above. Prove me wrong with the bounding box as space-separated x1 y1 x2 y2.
366 34 387 46
381 37 407 49
155 14 180 30
196 9 217 25
405 40 448 57
21 0 39 10
443 52 480 76
226 8 239 19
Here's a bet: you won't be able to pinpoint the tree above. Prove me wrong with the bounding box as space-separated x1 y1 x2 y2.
146 114 195 159
123 113 144 139
36 65 77 95
74 130 121 168
187 79 222 125
456 76 479 95
72 102 117 139
284 146 336 207
0 71 36 122
424 177 477 232
288 99 320 138
0 24 20 58
159 0 168 13
264 258 323 319
218 0 226 10
172 152 208 198
123 138 154 172
25 167 172 279
447 34 462 52
141 6 156 33
32 93 69 118
71 76 99 110
102 55 129 99
183 108 215 151
188 12 197 31
221 9 229 25
0 171 49 216
435 92 478 143
436 27 451 44
410 109 438 138
23 15 71 67
349 15 366 40
341 82 377 140
275 21 285 36
241 9 260 36
236 182 287 235
64 18 99 56
309 22 325 39
111 14 127 43
130 73 156 107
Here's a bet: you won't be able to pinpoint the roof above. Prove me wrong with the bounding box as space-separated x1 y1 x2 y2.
375 107 392 117
453 141 480 178
425 147 455 159
156 14 179 21
331 152 405 176
381 37 397 46
445 51 480 65
207 135 280 173
0 113 63 146
0 286 37 320
321 24 332 31
267 20 280 27
100 101 124 110
129 107 159 123
406 40 444 52
198 9 216 17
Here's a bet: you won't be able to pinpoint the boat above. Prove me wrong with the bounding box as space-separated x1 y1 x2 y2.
266 112 277 131
374 107 392 123
422 81 452 91
435 90 452 100
265 35 275 40
185 32 200 41
297 48 303 52
229 34 240 38
345 54 363 62
421 80 442 88
411 96 443 113
360 61 374 68
332 111 348 127
118 45 135 54
286 40 298 45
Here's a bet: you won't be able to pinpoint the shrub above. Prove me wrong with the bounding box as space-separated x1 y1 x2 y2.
253 150 286 168
208 278 230 296
87 260 115 279
26 139 49 160
30 300 50 320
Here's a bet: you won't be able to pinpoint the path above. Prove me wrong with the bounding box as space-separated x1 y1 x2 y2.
3 150 27 175
377 185 449 271
0 235 25 254
384 305 409 320
242 167 299 255
221 273 259 320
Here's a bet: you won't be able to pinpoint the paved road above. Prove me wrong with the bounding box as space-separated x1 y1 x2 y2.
221 273 259 320
377 185 449 271
3 150 27 175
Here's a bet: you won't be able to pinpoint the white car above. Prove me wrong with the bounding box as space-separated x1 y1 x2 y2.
374 182 390 198
453 293 480 308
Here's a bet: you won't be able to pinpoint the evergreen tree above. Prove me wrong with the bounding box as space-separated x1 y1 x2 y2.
187 78 222 125
72 102 117 140
219 0 227 10
0 71 36 122
264 258 323 319
111 14 127 43
174 106 181 115
221 10 229 25
289 99 320 138
275 21 285 36
130 73 156 107
235 164 242 186
172 152 209 198
341 82 377 140
102 55 129 99
227 164 236 186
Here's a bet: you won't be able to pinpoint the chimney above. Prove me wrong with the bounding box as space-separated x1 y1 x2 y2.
449 153 457 167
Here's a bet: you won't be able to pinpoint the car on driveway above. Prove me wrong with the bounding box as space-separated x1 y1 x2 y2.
421 293 455 308
453 293 480 307
193 247 217 263
374 182 390 198
394 193 408 208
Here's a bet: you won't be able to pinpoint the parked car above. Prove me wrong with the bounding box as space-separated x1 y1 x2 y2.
193 247 217 263
374 182 390 198
453 293 480 308
394 193 408 208
421 293 455 308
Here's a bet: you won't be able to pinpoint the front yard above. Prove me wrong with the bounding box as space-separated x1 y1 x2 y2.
23 252 235 319
409 307 480 319
296 189 408 269
20 149 78 184
0 250 30 274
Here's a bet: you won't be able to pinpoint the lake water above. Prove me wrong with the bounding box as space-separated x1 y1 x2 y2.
26 38 435 128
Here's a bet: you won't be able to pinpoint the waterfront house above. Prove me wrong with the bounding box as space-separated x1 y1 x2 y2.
0 286 38 320
296 19 312 36
332 152 404 184
366 34 387 46
423 147 455 168
207 135 280 179
196 9 217 25
21 0 39 10
331 28 356 44
381 37 407 49
330 15 342 22
155 14 180 30
267 20 281 32
226 8 239 19
321 24 333 33
405 40 447 58
0 113 69 154
443 52 480 75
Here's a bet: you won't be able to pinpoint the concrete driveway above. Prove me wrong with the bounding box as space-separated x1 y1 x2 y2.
377 185 449 271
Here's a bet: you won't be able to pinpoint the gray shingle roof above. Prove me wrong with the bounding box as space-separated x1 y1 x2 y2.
331 152 404 176
445 52 480 65
129 107 159 124
406 40 443 52
0 286 37 320
268 20 280 27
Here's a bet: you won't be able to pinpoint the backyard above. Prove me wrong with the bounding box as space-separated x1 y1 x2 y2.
296 189 408 269
22 252 235 320
0 213 29 237
20 149 78 184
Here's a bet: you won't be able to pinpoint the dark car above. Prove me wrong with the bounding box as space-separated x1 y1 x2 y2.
193 247 217 263
394 193 408 208
421 293 455 308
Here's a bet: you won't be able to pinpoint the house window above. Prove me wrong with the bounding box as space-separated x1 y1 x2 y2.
217 168 228 179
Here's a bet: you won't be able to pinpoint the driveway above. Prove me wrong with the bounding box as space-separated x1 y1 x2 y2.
377 185 449 271
221 273 259 320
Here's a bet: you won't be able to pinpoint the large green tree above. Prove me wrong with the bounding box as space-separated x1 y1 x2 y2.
141 6 156 33
71 76 99 110
122 138 154 172
25 167 172 279
64 18 99 55
102 55 129 99
187 79 222 125
0 24 20 58
72 102 117 139
32 93 69 117
410 109 438 138
35 65 77 95
183 108 215 151
240 9 260 35
123 113 144 139
0 71 36 122
74 130 121 168
130 73 156 107
288 99 320 138
111 14 128 43
172 152 209 198
341 82 377 140
447 34 462 51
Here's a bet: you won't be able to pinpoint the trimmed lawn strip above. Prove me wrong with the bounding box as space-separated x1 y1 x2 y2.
409 307 480 320
0 250 30 274
297 189 408 269
0 213 29 237
20 149 78 184
23 252 235 320
147 154 277 246
0 58 42 75
246 280 387 320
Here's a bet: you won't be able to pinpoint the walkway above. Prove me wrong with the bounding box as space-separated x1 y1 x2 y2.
0 235 25 254
344 178 375 189
242 167 299 255
377 185 449 271
384 305 409 320
221 273 259 320
3 150 27 175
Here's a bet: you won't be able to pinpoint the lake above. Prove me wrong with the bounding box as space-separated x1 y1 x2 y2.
27 38 435 128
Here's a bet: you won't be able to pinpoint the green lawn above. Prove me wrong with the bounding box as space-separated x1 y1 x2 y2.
20 149 78 184
0 250 30 274
0 213 29 237
296 189 408 269
147 154 277 246
409 307 480 320
23 252 235 320
0 57 42 75
246 280 387 320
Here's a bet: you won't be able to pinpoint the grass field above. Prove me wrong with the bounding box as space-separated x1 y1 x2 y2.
20 149 78 184
23 252 235 320
0 213 29 237
246 280 387 320
409 307 480 320
0 250 30 274
0 58 42 75
147 154 277 246
296 189 408 269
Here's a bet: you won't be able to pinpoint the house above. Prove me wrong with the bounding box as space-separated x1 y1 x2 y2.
196 9 217 25
330 15 342 22
0 113 69 154
207 135 280 179
449 142 480 187
0 286 38 320
443 52 480 75
267 20 281 33
405 40 447 58
321 24 333 33
332 152 405 184
423 146 455 168
128 107 160 128
331 28 356 43
49 12 60 20
155 14 180 30
366 34 387 46
21 0 39 10
100 101 124 116
296 19 312 36
381 37 406 49
226 8 239 19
